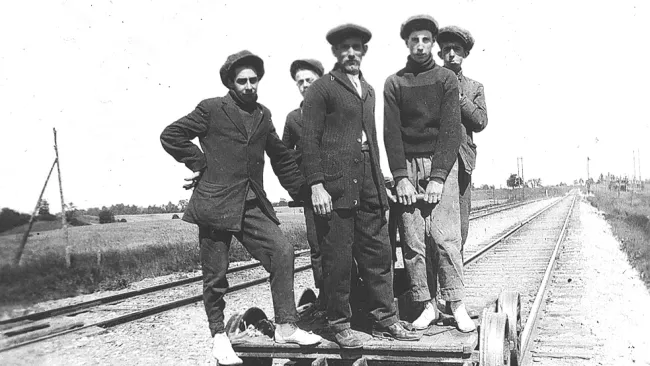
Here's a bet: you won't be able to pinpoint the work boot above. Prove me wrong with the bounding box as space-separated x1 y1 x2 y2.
212 332 242 365
412 301 439 330
373 321 421 341
274 323 322 346
334 329 372 349
450 301 476 332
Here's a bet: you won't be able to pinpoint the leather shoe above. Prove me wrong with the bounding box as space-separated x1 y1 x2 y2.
372 321 421 341
334 329 372 349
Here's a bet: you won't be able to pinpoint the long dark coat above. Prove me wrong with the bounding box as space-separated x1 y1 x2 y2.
301 66 389 212
160 92 304 231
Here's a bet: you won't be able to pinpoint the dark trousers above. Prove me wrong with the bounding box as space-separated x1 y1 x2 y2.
199 199 298 336
304 204 326 304
316 150 398 333
458 163 472 259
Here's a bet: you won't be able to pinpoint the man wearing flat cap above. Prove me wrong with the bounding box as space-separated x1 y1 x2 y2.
282 58 327 312
301 24 420 348
161 50 321 365
384 15 475 333
437 26 488 262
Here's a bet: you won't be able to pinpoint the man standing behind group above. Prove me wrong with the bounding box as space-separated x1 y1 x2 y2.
160 50 321 365
437 26 488 257
282 58 327 310
301 24 420 349
383 15 475 332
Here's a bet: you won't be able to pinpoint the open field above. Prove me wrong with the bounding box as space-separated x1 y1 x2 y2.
0 186 572 310
587 184 650 289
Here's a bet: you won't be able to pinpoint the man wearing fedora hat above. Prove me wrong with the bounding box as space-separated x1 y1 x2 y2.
282 58 328 312
437 26 488 261
301 24 420 348
161 50 321 365
384 15 475 333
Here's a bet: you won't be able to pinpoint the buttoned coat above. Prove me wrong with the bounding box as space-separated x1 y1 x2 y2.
301 67 389 212
160 92 304 231
458 72 488 173
282 107 303 166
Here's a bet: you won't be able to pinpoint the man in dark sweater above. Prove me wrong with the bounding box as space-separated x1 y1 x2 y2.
437 26 488 258
301 24 420 348
160 50 321 365
281 58 327 311
384 15 475 332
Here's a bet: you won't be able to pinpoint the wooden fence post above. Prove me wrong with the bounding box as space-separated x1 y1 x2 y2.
53 128 71 268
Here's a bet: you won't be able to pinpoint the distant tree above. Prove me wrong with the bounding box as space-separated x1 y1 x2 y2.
598 173 604 184
480 184 491 190
64 202 78 223
38 199 50 216
0 207 30 233
98 209 116 224
506 174 523 189
164 201 179 213
178 199 189 211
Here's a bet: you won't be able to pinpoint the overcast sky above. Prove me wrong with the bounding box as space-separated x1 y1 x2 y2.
1 0 648 213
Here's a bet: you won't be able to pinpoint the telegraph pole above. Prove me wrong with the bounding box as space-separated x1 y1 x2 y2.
53 128 71 267
587 157 591 194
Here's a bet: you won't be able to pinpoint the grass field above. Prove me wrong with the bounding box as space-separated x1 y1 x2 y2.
587 184 650 289
1 187 571 310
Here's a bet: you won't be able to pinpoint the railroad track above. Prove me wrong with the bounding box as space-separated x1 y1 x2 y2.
0 196 562 357
462 192 577 365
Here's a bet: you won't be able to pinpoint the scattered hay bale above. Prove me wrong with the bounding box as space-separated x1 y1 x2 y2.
171 214 180 219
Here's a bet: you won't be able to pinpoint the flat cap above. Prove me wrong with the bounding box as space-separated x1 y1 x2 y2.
437 26 475 53
400 15 439 40
219 50 265 88
290 59 325 79
326 23 372 45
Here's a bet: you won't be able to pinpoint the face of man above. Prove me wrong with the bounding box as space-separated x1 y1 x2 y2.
232 66 259 103
406 29 434 62
331 35 367 75
438 40 467 72
294 69 320 97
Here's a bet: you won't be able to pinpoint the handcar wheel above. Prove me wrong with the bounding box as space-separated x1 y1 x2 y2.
497 291 522 365
242 307 274 338
479 309 511 366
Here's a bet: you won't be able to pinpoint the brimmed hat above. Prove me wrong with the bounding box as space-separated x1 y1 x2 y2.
437 26 475 53
400 15 439 40
290 59 325 80
326 24 372 45
219 50 265 88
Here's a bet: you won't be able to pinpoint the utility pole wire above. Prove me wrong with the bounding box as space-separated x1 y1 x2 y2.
14 159 58 266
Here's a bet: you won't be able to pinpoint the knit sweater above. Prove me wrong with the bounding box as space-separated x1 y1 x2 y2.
383 56 461 182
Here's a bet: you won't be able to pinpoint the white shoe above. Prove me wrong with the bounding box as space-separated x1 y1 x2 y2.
412 301 439 330
274 323 322 346
450 301 476 332
212 332 242 365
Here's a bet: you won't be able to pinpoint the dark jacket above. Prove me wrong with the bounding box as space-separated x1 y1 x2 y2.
301 66 389 212
458 71 488 174
160 92 304 231
384 58 461 182
282 106 303 166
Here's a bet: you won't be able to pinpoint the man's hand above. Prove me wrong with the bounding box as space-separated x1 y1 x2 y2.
183 170 203 190
396 178 418 205
424 179 444 204
311 183 332 217
386 187 397 203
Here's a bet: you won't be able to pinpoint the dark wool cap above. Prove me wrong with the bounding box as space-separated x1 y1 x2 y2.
326 24 372 45
400 15 439 40
219 50 265 88
290 59 325 79
437 26 475 53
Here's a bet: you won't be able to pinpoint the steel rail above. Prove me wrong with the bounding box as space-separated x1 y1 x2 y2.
464 196 566 266
519 194 577 357
0 249 311 326
0 264 313 353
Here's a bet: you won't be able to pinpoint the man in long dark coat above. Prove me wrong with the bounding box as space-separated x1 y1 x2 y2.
301 24 420 349
160 50 321 365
